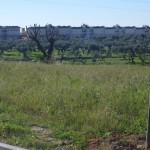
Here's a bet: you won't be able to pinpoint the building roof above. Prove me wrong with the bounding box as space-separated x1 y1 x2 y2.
0 26 20 28
57 26 71 28
105 27 115 29
93 26 105 28
136 27 144 29
27 26 45 29
71 27 82 29
125 26 136 28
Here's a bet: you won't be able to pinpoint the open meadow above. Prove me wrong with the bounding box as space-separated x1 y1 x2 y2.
0 61 150 149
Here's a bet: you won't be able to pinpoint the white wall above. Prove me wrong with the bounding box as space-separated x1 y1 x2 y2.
71 28 82 38
58 27 71 36
93 28 105 36
7 27 20 36
105 28 115 35
135 28 144 34
0 27 20 36
120 28 126 35
125 28 136 34
0 28 2 36
26 26 150 38
84 28 94 39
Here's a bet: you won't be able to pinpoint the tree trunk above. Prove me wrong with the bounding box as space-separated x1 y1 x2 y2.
48 40 55 59
36 40 47 58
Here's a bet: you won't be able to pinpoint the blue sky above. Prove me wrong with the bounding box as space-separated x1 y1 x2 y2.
0 0 150 27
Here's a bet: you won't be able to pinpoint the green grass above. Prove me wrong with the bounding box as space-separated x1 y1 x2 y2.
2 51 43 61
0 62 150 149
3 51 24 60
2 50 150 65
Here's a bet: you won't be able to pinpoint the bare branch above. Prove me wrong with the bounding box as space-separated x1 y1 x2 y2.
45 24 59 59
26 24 47 58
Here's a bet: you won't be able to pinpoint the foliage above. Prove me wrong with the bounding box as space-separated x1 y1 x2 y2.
0 34 150 64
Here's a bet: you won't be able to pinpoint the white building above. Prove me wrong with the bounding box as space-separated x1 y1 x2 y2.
120 27 126 35
26 25 150 40
1 25 149 39
27 26 46 36
105 27 115 35
124 26 136 35
143 25 150 34
70 27 82 38
58 26 71 37
135 27 145 35
93 26 105 36
0 26 20 37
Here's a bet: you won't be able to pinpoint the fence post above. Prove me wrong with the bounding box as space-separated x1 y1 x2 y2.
147 97 150 150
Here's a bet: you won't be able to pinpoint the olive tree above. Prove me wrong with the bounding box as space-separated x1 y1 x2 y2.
26 24 59 61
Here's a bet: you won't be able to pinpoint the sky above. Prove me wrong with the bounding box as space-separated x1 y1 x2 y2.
0 0 150 28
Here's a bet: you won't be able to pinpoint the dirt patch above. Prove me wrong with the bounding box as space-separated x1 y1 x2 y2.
30 127 147 150
30 125 75 149
84 133 146 150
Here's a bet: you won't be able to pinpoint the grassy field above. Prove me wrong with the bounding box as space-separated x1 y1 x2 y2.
0 61 150 149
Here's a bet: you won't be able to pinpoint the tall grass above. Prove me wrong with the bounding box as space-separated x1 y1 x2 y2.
0 61 150 149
